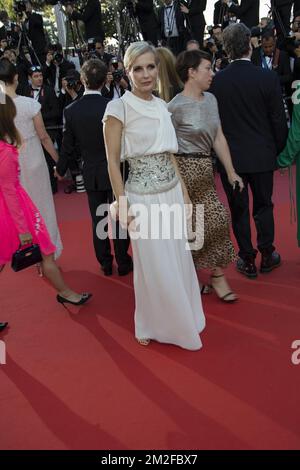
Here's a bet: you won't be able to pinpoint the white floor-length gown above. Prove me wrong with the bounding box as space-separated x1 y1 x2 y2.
104 91 205 350
14 95 63 258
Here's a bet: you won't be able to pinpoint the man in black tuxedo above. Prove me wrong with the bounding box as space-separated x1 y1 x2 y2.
135 0 160 46
179 0 207 48
222 0 259 29
158 0 188 56
56 59 132 276
66 0 105 42
211 23 288 278
24 1 46 65
251 30 292 95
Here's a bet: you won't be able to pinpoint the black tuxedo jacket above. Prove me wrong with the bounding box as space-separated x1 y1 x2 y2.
251 47 292 88
210 60 288 173
158 2 186 39
57 94 111 191
228 0 259 29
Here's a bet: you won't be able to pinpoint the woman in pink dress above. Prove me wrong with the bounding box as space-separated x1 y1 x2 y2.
0 95 91 308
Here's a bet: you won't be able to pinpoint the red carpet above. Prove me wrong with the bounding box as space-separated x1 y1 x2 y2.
0 172 300 450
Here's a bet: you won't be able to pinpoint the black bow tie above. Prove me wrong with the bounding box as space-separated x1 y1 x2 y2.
165 5 173 9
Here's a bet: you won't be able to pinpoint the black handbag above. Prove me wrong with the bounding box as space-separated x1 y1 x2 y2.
11 244 42 272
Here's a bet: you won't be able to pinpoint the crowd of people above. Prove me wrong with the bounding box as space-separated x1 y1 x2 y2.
0 1 299 347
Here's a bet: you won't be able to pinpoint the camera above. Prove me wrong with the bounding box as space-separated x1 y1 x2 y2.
112 69 124 82
66 77 78 89
13 0 27 15
64 70 81 90
53 51 64 64
111 57 123 82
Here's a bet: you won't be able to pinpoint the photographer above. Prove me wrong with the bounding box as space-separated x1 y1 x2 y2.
22 1 47 65
222 0 259 29
101 58 130 100
179 0 207 48
93 38 113 65
66 0 105 42
0 10 18 48
158 0 188 56
135 0 160 46
60 69 84 108
43 46 75 96
58 69 84 194
213 0 238 28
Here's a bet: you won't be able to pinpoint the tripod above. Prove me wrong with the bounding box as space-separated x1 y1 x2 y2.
268 1 291 42
116 1 142 56
16 18 42 67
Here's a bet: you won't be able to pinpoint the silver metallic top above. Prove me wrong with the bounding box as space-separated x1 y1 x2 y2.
168 92 220 155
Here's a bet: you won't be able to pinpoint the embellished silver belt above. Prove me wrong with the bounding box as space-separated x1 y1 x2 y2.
125 152 179 195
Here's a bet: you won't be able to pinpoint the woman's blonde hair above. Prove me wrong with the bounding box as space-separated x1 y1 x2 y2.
156 47 183 103
124 41 159 71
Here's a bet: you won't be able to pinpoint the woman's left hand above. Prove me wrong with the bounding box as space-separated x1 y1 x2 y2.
227 172 244 191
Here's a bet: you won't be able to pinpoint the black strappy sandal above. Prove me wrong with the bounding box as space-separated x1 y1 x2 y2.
211 273 237 303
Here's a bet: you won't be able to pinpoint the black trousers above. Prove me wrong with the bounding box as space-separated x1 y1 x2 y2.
163 36 185 56
87 189 131 269
220 171 275 260
43 129 58 194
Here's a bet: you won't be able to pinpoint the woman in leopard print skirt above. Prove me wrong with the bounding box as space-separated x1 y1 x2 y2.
168 50 244 302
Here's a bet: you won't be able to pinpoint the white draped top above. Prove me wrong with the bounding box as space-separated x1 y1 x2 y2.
103 91 178 160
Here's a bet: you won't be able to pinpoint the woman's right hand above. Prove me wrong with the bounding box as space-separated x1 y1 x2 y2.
110 199 135 231
19 233 33 246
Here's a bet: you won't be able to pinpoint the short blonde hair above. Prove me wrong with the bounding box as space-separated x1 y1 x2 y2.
124 41 159 71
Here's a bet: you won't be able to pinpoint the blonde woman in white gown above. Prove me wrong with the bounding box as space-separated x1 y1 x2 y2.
103 42 205 350
3 60 63 258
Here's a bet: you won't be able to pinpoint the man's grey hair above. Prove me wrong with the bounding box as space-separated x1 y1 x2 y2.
223 23 251 60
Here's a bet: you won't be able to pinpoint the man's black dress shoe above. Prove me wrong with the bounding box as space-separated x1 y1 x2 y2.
236 258 257 278
118 263 133 276
260 251 281 273
101 265 113 276
0 322 8 332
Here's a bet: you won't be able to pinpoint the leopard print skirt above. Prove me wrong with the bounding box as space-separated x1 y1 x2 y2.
176 155 236 269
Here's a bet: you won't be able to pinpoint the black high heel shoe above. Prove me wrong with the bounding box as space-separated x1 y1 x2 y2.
56 293 92 308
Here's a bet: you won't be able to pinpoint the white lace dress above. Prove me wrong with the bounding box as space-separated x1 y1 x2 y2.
14 95 63 259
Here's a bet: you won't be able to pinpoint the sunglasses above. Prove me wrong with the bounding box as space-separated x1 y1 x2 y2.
29 66 42 73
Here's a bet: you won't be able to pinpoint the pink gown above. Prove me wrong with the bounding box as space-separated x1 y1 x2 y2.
0 140 56 265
